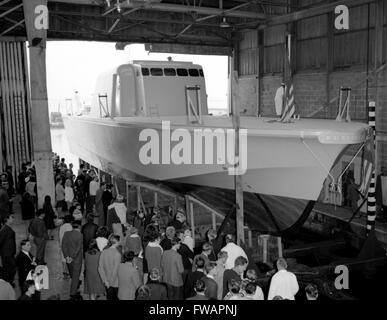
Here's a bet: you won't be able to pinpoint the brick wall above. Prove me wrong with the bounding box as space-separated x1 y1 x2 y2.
238 68 387 172
238 70 375 119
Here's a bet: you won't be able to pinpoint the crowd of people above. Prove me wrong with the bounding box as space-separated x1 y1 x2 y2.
0 154 320 301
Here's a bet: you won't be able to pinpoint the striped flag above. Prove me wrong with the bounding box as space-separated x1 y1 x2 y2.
280 81 296 123
280 34 296 123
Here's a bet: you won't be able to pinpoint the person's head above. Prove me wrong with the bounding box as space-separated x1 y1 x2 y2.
228 278 241 294
71 220 81 229
246 269 258 282
86 213 94 223
202 242 212 255
165 226 176 239
116 194 124 203
108 234 120 247
183 229 191 238
175 210 185 223
96 226 109 239
22 280 36 296
305 283 318 300
128 227 138 236
61 158 65 163
217 251 228 265
205 262 216 276
176 229 184 241
87 239 99 254
63 214 73 224
100 182 106 190
195 256 205 270
44 195 51 205
20 239 32 252
194 279 206 294
65 179 72 187
149 268 161 281
225 234 235 244
137 209 145 219
136 285 151 300
2 214 14 226
273 295 283 300
69 163 73 169
143 224 159 242
245 282 257 296
234 256 248 275
276 258 288 271
122 251 135 263
171 237 181 250
206 229 217 241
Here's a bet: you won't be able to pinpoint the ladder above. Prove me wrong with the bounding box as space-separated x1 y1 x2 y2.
335 87 352 122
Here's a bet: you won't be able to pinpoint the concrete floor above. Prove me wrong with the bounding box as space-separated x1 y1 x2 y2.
11 195 104 300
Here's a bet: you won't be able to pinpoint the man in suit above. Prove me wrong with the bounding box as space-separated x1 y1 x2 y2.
0 214 16 285
161 237 184 300
186 279 208 300
98 234 122 300
62 220 83 300
15 239 37 289
28 209 49 265
147 268 168 300
201 262 218 300
185 256 206 299
81 213 98 254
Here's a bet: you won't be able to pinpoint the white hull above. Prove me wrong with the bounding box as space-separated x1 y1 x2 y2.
63 115 369 201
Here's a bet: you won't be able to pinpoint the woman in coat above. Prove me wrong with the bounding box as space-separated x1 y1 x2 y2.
84 239 106 300
20 192 35 237
43 195 56 240
117 251 141 300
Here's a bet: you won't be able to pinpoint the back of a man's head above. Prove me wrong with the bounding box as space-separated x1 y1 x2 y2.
225 234 235 244
234 256 248 268
195 279 206 294
150 268 161 281
305 283 318 300
277 257 288 270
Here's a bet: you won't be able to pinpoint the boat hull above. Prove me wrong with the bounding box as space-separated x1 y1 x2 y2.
63 115 369 201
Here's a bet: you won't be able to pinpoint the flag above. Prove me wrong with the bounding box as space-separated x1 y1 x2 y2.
280 81 296 122
280 34 296 123
359 139 375 196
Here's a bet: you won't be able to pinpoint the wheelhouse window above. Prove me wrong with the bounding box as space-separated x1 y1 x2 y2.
150 68 163 76
188 69 199 77
164 68 176 76
177 68 188 76
141 68 150 76
199 69 204 77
